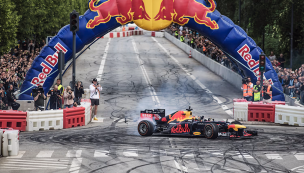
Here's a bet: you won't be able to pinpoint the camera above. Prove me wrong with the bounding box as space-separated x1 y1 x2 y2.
242 78 248 84
32 87 44 95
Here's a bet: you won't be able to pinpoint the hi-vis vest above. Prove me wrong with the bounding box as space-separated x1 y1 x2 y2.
243 82 253 97
180 36 185 42
58 84 64 95
262 85 272 100
191 38 194 44
175 31 178 36
253 85 261 101
203 46 206 52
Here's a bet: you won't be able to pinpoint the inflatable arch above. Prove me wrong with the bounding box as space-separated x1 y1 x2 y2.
19 0 284 101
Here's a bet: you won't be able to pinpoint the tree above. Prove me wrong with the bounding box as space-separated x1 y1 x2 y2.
0 0 20 54
216 0 304 69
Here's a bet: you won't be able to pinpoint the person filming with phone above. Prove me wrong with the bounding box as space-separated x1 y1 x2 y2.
75 81 84 105
64 86 75 108
262 81 272 104
90 78 102 121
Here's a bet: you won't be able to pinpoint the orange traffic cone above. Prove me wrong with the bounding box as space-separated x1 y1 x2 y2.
189 50 192 58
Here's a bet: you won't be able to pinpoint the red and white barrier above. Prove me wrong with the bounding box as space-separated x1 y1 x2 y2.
232 99 302 124
248 103 275 122
0 110 27 131
234 102 249 121
275 105 304 126
1 129 19 156
97 31 143 39
63 107 85 129
26 110 63 131
79 100 92 125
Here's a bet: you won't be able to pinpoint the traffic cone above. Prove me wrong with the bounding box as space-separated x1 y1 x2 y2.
189 50 192 58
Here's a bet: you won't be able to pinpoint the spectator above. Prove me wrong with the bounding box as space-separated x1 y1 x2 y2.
241 77 253 101
277 53 286 68
283 75 290 94
33 85 46 111
180 32 185 42
6 84 19 110
0 83 7 110
47 85 62 109
288 75 296 97
64 86 75 108
74 81 84 105
262 81 272 104
300 82 304 104
268 51 276 61
56 78 64 94
253 80 262 102
90 78 102 121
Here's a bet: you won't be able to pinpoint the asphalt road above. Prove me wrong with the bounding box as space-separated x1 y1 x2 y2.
1 36 304 173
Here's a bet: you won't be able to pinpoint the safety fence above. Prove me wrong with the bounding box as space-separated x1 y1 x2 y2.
0 99 93 132
0 128 19 157
0 99 94 156
97 30 143 39
233 99 304 126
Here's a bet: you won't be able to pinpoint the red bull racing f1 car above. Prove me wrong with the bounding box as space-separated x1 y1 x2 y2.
137 107 258 139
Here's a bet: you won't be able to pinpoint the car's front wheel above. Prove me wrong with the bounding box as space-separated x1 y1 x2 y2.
138 120 154 136
204 123 219 139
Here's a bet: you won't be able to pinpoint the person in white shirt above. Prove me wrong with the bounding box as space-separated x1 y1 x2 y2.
90 78 102 120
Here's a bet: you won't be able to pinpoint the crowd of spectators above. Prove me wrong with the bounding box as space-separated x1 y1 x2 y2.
272 56 304 103
0 39 46 109
167 24 240 74
167 24 304 105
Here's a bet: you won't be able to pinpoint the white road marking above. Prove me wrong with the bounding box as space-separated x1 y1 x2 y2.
169 138 189 173
265 154 283 160
94 150 109 157
66 150 82 158
132 37 161 106
235 151 253 159
96 38 111 82
292 166 304 173
152 37 233 116
36 150 54 158
69 158 83 173
174 160 188 172
0 158 69 170
295 153 304 160
7 151 26 158
123 149 138 157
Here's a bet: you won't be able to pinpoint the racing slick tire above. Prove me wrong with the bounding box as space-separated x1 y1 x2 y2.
204 123 219 139
138 120 154 136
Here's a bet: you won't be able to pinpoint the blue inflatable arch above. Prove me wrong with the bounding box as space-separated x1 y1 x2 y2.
19 0 284 101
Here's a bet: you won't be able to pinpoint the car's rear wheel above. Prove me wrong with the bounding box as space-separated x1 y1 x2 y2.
204 123 219 139
138 120 154 136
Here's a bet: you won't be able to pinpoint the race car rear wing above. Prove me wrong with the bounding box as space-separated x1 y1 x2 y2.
140 109 165 120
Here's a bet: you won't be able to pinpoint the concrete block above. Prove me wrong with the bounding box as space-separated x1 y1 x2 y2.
16 100 35 111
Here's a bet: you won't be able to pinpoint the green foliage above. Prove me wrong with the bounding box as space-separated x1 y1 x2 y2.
216 0 304 69
0 0 20 54
0 0 89 54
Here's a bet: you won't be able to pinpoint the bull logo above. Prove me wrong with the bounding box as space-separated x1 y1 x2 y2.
86 0 151 29
86 0 219 31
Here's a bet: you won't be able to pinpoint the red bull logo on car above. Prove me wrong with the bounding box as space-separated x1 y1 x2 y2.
86 0 219 31
171 124 190 133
